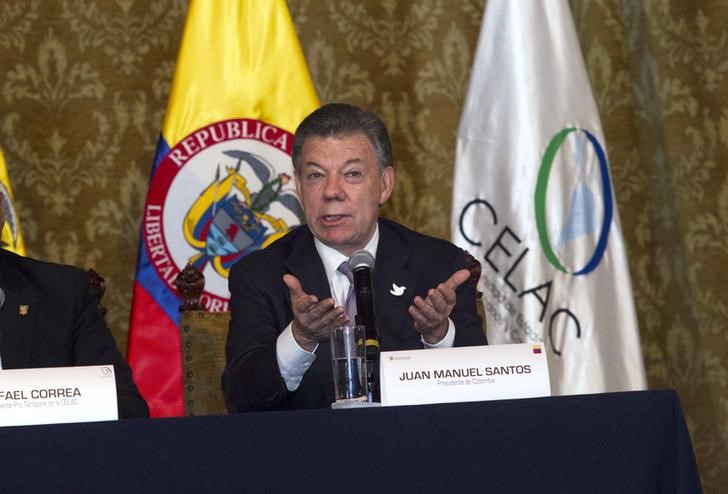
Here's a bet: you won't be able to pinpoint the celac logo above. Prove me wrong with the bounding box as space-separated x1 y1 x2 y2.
534 128 613 276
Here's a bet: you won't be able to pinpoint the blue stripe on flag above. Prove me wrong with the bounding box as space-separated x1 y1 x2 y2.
135 236 181 326
134 134 180 326
151 135 170 174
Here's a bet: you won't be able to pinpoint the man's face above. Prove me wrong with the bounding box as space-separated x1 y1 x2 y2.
296 132 394 256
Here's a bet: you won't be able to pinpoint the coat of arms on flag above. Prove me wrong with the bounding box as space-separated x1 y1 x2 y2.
143 119 303 311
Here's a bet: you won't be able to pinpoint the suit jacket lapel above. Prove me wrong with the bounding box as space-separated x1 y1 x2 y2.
284 227 331 300
0 253 35 368
373 221 412 350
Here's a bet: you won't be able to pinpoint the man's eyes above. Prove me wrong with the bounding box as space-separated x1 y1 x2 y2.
304 170 363 181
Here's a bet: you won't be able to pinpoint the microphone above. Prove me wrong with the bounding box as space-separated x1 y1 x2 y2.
348 250 380 402
348 250 378 346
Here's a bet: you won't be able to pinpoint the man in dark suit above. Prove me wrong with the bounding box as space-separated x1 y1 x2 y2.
0 222 148 418
223 103 486 412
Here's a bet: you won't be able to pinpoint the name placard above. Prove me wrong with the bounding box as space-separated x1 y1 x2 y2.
380 342 550 407
0 365 118 427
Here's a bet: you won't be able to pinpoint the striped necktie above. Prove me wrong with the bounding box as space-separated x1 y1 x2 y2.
337 261 357 321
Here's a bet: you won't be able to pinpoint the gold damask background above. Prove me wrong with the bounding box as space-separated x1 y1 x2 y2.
0 0 725 490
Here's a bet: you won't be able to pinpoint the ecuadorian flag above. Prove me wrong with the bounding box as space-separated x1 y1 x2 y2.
0 147 25 255
128 0 319 417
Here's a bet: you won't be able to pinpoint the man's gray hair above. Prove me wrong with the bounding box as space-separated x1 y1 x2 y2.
292 103 393 173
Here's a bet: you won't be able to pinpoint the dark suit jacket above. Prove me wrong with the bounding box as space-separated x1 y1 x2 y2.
0 249 148 418
223 218 486 412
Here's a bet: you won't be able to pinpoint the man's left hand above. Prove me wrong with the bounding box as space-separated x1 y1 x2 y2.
408 268 470 344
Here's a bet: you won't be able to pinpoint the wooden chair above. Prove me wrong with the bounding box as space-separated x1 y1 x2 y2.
87 268 108 316
462 249 487 330
176 264 229 416
87 266 229 416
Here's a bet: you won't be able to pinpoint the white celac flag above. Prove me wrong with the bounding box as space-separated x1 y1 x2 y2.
452 0 646 395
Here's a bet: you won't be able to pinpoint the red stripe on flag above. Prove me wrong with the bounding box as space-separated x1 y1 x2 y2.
127 281 183 417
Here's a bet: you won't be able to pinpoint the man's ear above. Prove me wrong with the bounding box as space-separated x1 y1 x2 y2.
379 166 395 205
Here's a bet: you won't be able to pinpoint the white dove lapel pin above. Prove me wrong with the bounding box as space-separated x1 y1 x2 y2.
390 283 406 296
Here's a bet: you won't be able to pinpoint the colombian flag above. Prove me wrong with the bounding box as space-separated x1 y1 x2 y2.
127 0 319 417
0 147 25 255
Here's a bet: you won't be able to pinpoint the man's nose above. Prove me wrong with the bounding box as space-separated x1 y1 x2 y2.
323 175 345 200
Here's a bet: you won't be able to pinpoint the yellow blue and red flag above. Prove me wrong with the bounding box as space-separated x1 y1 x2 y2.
0 147 25 255
127 0 319 417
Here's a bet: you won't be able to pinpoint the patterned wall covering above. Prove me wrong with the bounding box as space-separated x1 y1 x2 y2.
0 0 725 490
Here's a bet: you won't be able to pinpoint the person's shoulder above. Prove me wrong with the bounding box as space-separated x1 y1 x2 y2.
380 218 463 256
0 249 90 297
0 249 84 277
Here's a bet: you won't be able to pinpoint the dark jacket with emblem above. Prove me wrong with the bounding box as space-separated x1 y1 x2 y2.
0 248 148 418
222 218 486 412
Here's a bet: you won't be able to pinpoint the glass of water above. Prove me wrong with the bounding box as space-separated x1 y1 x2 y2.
330 323 368 407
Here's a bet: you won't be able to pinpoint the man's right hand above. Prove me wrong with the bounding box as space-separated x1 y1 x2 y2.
283 273 348 352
